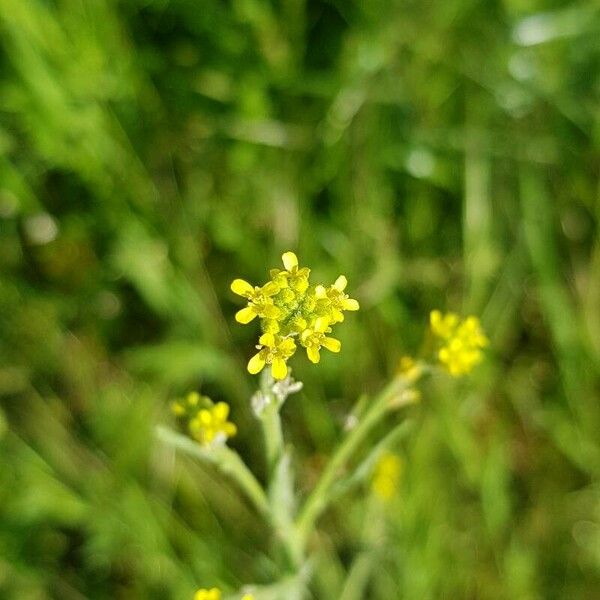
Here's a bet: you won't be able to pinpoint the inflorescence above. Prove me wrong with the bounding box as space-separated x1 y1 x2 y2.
172 392 237 448
430 310 488 376
231 251 359 380
194 590 254 600
194 589 221 600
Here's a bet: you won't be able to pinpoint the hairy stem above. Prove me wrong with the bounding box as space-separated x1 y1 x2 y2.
261 401 285 476
156 426 270 519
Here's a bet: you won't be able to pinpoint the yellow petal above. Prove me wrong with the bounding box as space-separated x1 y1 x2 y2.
342 298 359 311
322 336 341 353
213 402 229 421
293 276 309 293
334 275 348 291
315 284 327 299
207 589 222 600
263 304 282 319
194 591 208 600
224 422 237 437
231 279 254 297
263 319 280 333
198 409 212 425
258 332 275 347
334 312 344 323
186 391 200 405
270 269 289 287
430 310 442 327
262 281 280 296
292 317 307 331
282 251 298 271
278 337 297 355
314 317 329 333
235 306 257 324
247 353 266 374
271 357 288 380
307 346 320 363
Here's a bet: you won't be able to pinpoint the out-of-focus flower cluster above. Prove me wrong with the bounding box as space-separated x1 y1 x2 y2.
231 251 359 380
172 392 237 447
194 589 254 600
194 589 221 600
430 310 488 376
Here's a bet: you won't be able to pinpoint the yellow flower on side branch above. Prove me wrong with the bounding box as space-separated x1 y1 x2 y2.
430 310 488 376
172 392 237 448
231 251 359 379
194 588 221 600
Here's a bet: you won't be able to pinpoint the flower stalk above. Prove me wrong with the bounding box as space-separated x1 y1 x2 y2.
156 426 270 521
295 371 421 550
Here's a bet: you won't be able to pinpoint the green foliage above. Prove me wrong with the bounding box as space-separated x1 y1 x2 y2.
1 0 599 598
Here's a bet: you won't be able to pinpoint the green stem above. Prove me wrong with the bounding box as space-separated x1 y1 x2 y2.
156 426 270 519
295 373 417 549
261 401 285 476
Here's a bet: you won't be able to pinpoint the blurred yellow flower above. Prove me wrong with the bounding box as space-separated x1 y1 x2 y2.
189 401 237 447
194 588 221 600
430 310 488 376
240 595 255 600
372 453 402 501
232 251 359 379
171 392 239 448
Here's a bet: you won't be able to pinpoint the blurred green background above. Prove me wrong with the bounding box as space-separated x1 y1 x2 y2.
1 0 599 598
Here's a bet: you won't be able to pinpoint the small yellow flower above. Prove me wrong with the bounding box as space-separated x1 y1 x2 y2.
270 251 311 292
300 317 341 363
194 588 221 600
315 275 359 323
230 279 281 324
430 310 488 376
241 595 255 600
372 453 402 501
247 332 297 380
189 401 237 447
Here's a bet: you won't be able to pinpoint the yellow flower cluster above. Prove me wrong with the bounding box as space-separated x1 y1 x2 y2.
231 251 359 380
372 453 402 501
430 310 488 376
172 392 237 447
194 590 254 600
194 589 221 600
